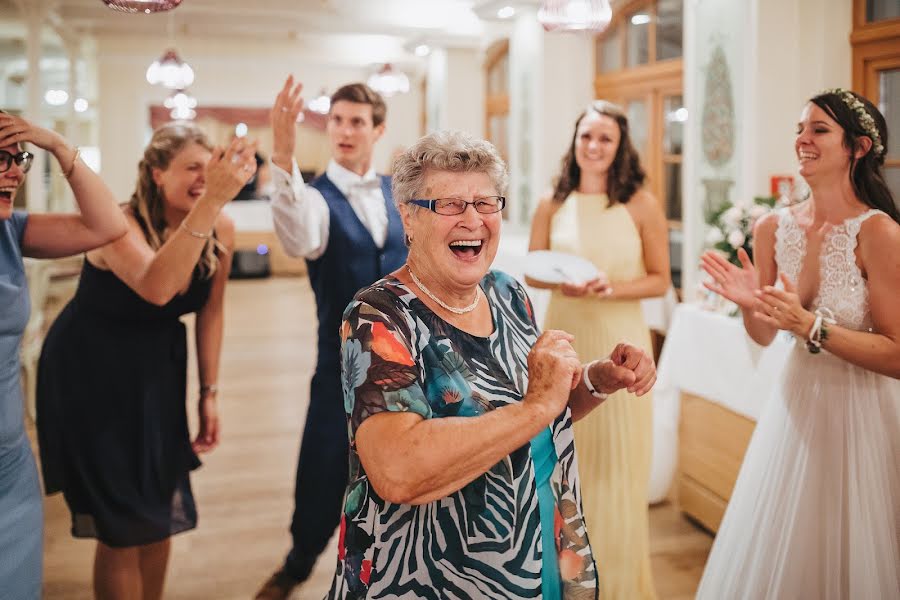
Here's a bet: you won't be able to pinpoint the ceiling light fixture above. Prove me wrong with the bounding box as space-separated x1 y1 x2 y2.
44 89 69 106
100 0 183 14
537 0 613 33
146 48 194 89
630 13 651 25
308 89 331 115
164 89 197 120
366 64 410 98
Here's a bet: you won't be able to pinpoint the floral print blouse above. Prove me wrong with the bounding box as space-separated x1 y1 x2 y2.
327 271 598 600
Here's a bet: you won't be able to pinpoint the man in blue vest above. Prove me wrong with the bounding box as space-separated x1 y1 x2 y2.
256 76 408 599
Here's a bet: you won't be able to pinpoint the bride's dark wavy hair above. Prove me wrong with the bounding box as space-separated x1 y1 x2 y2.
551 100 646 204
810 90 898 224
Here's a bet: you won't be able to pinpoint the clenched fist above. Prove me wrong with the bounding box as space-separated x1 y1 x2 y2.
524 330 583 423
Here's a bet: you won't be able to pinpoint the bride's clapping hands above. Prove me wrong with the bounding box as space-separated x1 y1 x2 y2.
753 273 815 336
700 247 759 309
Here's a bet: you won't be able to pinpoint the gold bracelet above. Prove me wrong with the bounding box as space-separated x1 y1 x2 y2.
179 220 212 239
63 146 80 179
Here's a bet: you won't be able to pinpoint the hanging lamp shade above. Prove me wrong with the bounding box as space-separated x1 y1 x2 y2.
101 0 183 13
308 89 331 115
146 49 195 89
366 64 410 98
163 89 197 120
537 0 613 33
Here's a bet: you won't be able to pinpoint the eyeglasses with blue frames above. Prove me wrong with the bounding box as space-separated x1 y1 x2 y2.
0 150 34 174
408 196 506 216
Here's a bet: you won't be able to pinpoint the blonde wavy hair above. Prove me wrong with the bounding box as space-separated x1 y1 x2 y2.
128 122 220 279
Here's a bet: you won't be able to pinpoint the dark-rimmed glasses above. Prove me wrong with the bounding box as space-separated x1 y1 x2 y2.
408 196 506 216
0 150 34 174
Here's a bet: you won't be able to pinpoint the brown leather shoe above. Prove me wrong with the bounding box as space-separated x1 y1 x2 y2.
254 568 300 600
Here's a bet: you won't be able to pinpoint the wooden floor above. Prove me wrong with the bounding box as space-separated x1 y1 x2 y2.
36 277 712 599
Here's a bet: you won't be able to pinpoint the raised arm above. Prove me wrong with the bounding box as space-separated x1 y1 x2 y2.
191 213 235 453
0 113 128 258
269 75 330 259
94 138 254 306
354 325 581 506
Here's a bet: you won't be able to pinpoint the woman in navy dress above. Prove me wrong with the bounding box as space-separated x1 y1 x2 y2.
37 123 256 600
0 111 128 600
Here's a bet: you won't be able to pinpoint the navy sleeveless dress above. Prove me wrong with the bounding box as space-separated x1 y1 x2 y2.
37 256 212 548
0 211 42 599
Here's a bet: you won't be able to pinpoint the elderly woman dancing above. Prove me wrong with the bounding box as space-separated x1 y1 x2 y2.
327 130 656 600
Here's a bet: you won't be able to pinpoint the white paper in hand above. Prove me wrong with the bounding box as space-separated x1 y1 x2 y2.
524 250 600 285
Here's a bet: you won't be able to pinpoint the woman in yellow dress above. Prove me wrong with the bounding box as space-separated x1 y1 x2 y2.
527 100 670 599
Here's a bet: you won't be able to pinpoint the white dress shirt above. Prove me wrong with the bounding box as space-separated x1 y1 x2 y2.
270 158 389 260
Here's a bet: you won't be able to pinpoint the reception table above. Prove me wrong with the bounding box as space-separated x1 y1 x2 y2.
649 303 795 529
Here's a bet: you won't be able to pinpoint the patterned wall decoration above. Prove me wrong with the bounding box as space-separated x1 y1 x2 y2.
701 44 735 168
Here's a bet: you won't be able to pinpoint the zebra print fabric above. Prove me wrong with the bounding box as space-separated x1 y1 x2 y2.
328 270 598 599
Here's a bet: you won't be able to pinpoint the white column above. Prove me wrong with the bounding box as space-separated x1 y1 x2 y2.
508 5 543 225
16 0 49 212
425 48 449 133
59 35 82 211
538 33 594 204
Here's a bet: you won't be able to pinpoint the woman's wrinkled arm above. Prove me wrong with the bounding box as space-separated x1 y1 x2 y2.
352 323 578 506
356 404 548 505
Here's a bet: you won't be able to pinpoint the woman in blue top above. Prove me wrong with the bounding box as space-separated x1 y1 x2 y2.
328 130 657 599
0 111 128 599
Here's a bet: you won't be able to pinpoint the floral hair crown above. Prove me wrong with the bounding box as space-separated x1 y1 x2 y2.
821 88 885 158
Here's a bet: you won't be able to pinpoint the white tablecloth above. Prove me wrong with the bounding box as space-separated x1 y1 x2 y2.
648 303 794 502
222 199 274 231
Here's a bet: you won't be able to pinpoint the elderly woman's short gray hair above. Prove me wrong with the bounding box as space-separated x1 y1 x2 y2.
391 130 508 209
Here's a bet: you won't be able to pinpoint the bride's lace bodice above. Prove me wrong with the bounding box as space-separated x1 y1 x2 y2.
774 206 883 332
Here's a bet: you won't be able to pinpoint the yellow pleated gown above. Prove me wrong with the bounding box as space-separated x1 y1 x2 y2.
543 192 656 600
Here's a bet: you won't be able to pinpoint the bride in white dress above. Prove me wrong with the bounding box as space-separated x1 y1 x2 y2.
697 89 900 599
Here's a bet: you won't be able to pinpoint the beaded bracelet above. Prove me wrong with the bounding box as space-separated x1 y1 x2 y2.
200 384 219 396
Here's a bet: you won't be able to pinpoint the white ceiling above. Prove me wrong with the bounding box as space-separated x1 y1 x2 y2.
11 0 510 45
0 0 537 110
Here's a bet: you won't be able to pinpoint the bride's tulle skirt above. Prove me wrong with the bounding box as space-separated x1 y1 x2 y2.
697 345 900 599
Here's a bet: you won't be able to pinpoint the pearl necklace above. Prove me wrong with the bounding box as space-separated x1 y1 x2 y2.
407 267 480 315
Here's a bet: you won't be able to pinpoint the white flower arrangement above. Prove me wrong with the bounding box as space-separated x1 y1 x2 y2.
705 196 777 267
